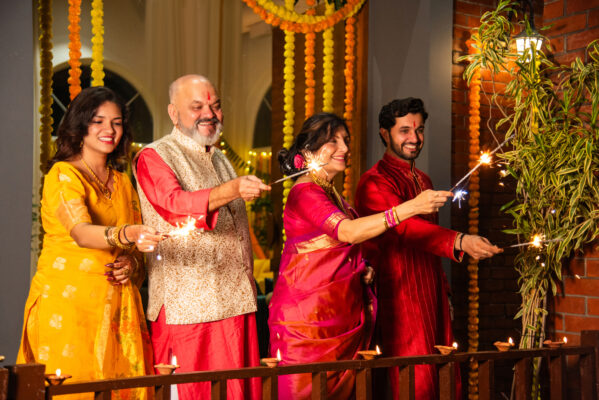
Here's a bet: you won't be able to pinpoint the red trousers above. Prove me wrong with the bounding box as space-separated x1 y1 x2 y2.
150 307 261 400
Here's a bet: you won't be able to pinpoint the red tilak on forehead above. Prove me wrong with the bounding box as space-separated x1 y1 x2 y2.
413 121 416 128
207 92 211 101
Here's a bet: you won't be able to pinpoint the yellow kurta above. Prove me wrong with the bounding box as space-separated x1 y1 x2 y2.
18 161 153 399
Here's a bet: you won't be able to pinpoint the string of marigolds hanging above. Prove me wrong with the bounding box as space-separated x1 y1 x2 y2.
322 2 335 113
90 0 104 86
67 0 82 100
242 0 366 33
39 0 54 175
342 16 356 200
304 0 316 118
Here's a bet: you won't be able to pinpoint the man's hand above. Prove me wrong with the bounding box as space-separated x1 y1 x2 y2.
235 175 271 201
458 234 503 260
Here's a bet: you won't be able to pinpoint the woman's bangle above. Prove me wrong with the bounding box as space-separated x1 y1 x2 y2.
458 233 465 251
112 225 135 250
383 213 389 229
122 224 134 244
392 206 401 225
384 208 399 229
104 226 116 247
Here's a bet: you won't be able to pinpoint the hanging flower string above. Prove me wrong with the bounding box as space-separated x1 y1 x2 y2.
67 0 82 100
342 16 356 200
304 0 316 119
465 38 482 400
281 0 296 242
322 2 335 113
241 0 366 33
90 0 104 86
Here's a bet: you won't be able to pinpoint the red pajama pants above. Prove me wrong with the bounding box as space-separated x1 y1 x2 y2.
150 307 261 400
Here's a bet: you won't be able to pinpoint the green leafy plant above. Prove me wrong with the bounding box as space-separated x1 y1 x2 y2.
461 0 599 365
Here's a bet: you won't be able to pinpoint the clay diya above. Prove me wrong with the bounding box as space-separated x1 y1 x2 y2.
45 369 72 385
435 342 458 355
261 349 282 368
544 337 567 349
154 363 179 375
494 338 515 352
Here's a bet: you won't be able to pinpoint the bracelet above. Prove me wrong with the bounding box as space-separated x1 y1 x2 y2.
382 213 389 229
122 224 134 244
104 226 116 247
112 225 135 250
458 233 465 251
392 206 401 225
384 208 399 229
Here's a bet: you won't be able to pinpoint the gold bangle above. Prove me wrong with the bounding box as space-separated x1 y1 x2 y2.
112 225 134 250
104 226 116 247
383 213 389 229
392 206 401 225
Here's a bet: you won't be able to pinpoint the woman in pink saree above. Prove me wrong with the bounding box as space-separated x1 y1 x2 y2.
268 113 452 399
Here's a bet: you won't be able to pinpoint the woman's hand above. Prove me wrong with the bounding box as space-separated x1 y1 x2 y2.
105 254 136 285
362 266 375 285
410 190 453 215
123 225 165 253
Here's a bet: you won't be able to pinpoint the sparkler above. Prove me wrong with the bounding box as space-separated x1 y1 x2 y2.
450 134 515 193
271 150 328 185
453 190 468 208
507 234 563 248
168 216 205 238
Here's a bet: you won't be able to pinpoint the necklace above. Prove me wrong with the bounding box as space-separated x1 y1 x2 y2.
310 172 347 215
81 158 112 199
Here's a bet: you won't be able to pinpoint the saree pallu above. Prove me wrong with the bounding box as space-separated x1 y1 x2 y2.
268 182 376 400
18 162 153 400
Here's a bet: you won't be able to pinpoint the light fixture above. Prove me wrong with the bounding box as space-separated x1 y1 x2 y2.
514 0 544 56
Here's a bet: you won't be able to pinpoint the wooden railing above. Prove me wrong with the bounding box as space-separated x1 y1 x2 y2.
2 330 598 400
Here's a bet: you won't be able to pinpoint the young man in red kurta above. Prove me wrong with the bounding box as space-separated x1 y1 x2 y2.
355 98 501 400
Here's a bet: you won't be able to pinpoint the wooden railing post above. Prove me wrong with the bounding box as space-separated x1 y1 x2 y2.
311 371 327 400
398 365 414 400
211 380 227 400
478 359 494 400
580 330 599 400
355 367 372 400
0 368 8 400
6 363 45 400
93 391 111 400
439 362 456 400
262 375 278 400
548 354 566 400
514 358 532 400
154 384 171 400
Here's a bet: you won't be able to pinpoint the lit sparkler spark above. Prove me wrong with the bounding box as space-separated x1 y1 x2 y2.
168 216 205 238
449 134 514 193
272 150 329 185
507 234 562 248
452 190 468 208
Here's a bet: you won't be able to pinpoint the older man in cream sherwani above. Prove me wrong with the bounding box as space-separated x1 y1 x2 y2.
134 75 270 400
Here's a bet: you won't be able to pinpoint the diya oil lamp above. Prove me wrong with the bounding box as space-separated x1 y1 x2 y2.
155 355 179 375
358 345 382 360
494 337 515 352
434 342 458 355
544 336 567 348
261 349 282 368
45 368 72 385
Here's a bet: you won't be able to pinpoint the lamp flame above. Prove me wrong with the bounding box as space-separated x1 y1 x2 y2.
563 336 568 344
276 349 282 361
375 345 381 355
56 368 61 377
171 355 177 365
508 337 514 345
452 342 458 350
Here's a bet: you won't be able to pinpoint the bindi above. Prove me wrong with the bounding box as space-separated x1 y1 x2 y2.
206 92 211 101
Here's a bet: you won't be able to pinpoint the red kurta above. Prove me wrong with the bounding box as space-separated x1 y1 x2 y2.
355 153 461 400
136 148 261 400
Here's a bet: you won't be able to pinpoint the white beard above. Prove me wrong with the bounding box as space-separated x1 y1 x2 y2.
180 122 222 147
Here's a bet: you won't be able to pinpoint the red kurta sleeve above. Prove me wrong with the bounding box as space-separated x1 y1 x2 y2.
356 172 462 261
135 148 218 230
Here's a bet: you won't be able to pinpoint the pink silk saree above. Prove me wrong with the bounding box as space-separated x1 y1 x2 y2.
268 182 376 400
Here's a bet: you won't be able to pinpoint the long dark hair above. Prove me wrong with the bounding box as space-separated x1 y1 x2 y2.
48 86 132 172
278 112 349 176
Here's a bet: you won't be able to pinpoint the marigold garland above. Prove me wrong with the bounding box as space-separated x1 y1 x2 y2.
322 2 335 113
90 0 104 86
281 0 296 242
68 0 82 100
242 0 366 33
466 39 482 400
304 0 316 118
342 16 356 200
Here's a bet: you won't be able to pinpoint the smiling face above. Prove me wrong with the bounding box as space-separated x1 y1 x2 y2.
81 101 123 156
380 113 424 162
168 76 223 146
311 127 349 180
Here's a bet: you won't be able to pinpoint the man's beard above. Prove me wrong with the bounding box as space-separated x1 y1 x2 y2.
391 141 422 161
179 118 222 146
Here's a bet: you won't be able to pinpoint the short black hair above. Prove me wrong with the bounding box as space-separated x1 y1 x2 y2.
378 97 428 146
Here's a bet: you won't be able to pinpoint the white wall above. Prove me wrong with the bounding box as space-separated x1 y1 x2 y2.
0 1 34 363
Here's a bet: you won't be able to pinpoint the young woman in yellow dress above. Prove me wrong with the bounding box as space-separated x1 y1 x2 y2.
18 87 163 399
